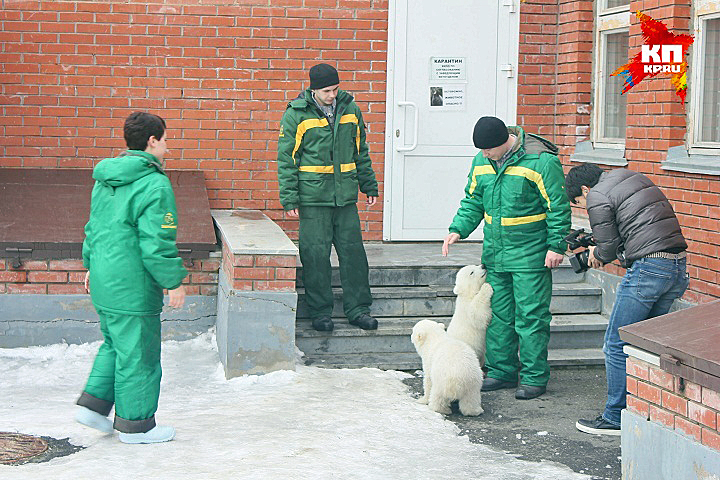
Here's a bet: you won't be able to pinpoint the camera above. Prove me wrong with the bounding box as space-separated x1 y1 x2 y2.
564 228 596 274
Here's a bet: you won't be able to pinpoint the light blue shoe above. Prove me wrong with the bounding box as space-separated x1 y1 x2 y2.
75 406 113 434
119 426 175 444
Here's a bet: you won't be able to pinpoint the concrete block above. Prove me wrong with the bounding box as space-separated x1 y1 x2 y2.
622 409 720 479
216 271 296 378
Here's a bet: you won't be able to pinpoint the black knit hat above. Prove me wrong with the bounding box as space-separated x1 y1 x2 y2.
473 116 509 149
309 63 340 90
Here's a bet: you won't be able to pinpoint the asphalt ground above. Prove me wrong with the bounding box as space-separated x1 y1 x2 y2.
403 366 622 480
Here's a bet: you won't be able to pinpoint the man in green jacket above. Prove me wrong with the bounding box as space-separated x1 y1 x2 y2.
277 63 379 332
442 116 571 400
75 112 187 443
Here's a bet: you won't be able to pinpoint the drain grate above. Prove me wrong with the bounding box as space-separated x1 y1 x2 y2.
0 432 49 465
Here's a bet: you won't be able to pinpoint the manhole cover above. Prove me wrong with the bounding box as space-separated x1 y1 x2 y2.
0 432 48 465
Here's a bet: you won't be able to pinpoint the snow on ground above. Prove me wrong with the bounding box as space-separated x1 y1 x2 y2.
0 330 589 480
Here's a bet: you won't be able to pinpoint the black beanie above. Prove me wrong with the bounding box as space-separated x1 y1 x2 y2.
309 63 340 90
473 116 509 149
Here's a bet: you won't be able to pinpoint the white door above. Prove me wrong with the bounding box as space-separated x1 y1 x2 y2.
383 0 519 241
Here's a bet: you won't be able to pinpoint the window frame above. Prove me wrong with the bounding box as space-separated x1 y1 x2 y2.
592 7 631 149
689 10 720 154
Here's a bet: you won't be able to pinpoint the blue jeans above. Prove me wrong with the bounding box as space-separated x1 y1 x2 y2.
602 257 689 426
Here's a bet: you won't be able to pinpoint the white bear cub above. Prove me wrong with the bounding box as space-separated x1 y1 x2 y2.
446 264 493 367
411 319 484 416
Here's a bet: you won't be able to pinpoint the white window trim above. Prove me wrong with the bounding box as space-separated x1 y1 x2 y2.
689 8 720 154
592 9 631 149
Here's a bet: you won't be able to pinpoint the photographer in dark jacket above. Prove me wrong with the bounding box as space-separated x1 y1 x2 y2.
565 164 689 435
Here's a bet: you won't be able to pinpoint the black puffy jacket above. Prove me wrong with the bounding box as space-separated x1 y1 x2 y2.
587 169 687 267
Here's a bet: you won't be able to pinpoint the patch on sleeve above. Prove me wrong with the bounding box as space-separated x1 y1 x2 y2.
279 124 284 138
161 212 177 229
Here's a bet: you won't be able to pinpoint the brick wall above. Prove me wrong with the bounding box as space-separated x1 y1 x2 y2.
0 0 388 242
0 256 220 295
557 0 719 303
221 243 296 292
626 355 720 452
516 0 558 140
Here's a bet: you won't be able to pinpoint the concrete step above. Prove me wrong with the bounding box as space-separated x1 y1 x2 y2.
295 314 608 357
296 263 585 288
299 348 605 371
295 283 602 319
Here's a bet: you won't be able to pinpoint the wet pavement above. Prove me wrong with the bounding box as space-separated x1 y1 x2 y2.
403 366 621 480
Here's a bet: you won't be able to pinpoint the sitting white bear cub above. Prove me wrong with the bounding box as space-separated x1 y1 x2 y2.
411 319 484 416
446 264 493 367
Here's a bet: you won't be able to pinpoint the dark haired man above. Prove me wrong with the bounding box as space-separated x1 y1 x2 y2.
277 63 379 332
76 111 187 444
443 116 572 400
565 163 689 435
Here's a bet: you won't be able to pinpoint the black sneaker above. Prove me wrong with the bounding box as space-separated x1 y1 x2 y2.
576 415 621 436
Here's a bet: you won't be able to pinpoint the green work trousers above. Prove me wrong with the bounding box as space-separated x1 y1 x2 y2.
298 204 372 321
485 269 553 387
77 309 162 433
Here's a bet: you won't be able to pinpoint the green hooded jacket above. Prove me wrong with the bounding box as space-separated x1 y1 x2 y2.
277 89 379 210
449 127 572 272
82 150 187 315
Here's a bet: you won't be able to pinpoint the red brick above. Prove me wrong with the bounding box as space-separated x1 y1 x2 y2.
191 273 218 284
232 267 273 280
256 255 297 267
637 381 662 405
183 285 201 295
0 259 5 269
19 260 48 271
702 428 720 452
689 402 717 429
68 272 87 283
680 381 702 402
662 391 688 416
627 357 650 380
627 395 650 418
230 280 253 291
0 271 27 282
48 284 87 294
703 389 720 411
675 417 702 442
627 376 638 396
649 366 675 391
253 280 295 292
49 259 86 271
28 271 68 283
201 259 221 272
275 268 296 280
7 284 47 294
649 404 675 428
232 254 254 267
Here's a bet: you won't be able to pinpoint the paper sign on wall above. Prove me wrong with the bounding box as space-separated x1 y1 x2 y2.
430 57 466 81
429 85 466 110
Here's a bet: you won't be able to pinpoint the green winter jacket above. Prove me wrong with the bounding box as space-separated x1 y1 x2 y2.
449 127 571 272
82 151 187 315
277 89 379 210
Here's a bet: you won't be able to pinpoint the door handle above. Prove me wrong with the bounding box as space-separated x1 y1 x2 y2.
396 101 418 152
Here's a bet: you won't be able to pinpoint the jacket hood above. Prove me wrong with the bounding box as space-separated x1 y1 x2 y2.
514 126 558 157
93 150 164 187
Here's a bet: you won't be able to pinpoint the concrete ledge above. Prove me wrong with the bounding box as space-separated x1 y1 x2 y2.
212 209 297 256
622 409 720 479
216 270 296 378
0 294 216 347
212 209 299 378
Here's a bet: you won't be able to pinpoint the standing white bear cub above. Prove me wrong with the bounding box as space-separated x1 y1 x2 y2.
411 319 484 416
447 264 493 366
